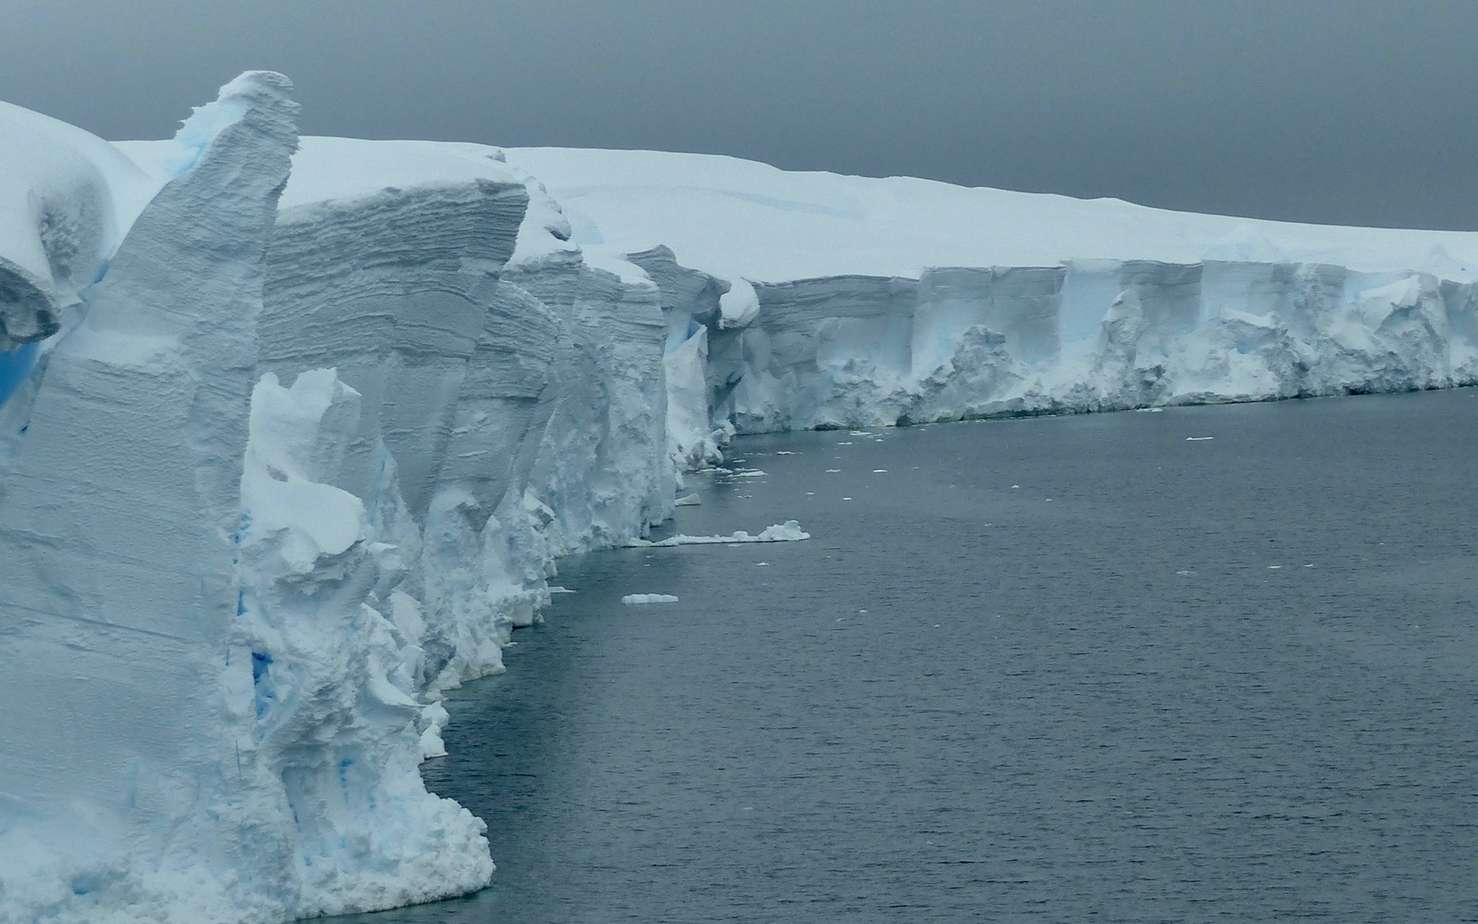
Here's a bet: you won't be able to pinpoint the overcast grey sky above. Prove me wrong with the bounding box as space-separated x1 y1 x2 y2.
4 0 1474 229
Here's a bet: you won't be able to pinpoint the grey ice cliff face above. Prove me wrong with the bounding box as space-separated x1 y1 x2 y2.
0 72 314 922
647 258 1476 443
1 73 1478 924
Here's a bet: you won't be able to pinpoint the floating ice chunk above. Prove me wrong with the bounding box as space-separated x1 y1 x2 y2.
1267 565 1282 570
674 493 702 506
1010 484 1020 488
626 519 811 547
755 562 770 567
1136 407 1166 413
849 430 873 436
548 586 577 594
825 468 841 473
842 496 853 501
836 441 853 445
622 593 679 605
728 470 767 477
1185 436 1215 441
775 450 799 455
872 469 888 473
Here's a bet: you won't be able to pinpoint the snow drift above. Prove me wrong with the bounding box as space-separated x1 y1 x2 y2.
2 74 1477 924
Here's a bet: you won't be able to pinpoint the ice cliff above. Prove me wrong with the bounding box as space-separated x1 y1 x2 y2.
2 79 669 924
508 147 1478 444
2 75 1477 924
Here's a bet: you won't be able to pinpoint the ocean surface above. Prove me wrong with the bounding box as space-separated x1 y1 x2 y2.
340 390 1478 923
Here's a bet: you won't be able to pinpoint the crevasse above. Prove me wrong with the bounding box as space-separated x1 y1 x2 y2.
1 73 1476 924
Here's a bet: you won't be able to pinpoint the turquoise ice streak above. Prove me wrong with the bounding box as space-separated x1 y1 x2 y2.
0 342 38 411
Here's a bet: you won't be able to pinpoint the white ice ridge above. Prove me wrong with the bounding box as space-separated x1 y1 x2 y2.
2 71 1477 924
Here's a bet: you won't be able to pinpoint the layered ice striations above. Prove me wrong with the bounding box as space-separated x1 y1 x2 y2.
3 77 1478 924
0 72 307 923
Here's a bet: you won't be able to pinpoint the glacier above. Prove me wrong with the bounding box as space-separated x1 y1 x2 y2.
1 72 1477 924
507 147 1478 438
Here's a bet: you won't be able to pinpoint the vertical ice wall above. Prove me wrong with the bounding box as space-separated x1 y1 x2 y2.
258 140 672 693
633 254 1478 439
0 83 684 924
0 72 304 922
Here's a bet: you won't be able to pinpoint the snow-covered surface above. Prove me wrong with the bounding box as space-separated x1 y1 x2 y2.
3 74 1478 924
0 100 159 350
507 146 1478 282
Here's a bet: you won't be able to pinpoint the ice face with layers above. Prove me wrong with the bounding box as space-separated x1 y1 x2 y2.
0 73 325 923
4 91 679 923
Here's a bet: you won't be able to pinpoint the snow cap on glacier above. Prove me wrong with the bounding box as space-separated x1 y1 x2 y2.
505 147 1478 284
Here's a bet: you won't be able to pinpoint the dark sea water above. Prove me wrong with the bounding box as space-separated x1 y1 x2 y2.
339 390 1478 923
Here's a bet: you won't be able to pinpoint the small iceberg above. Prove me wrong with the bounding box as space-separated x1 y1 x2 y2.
625 520 811 547
621 593 679 605
1185 436 1215 441
674 493 702 506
